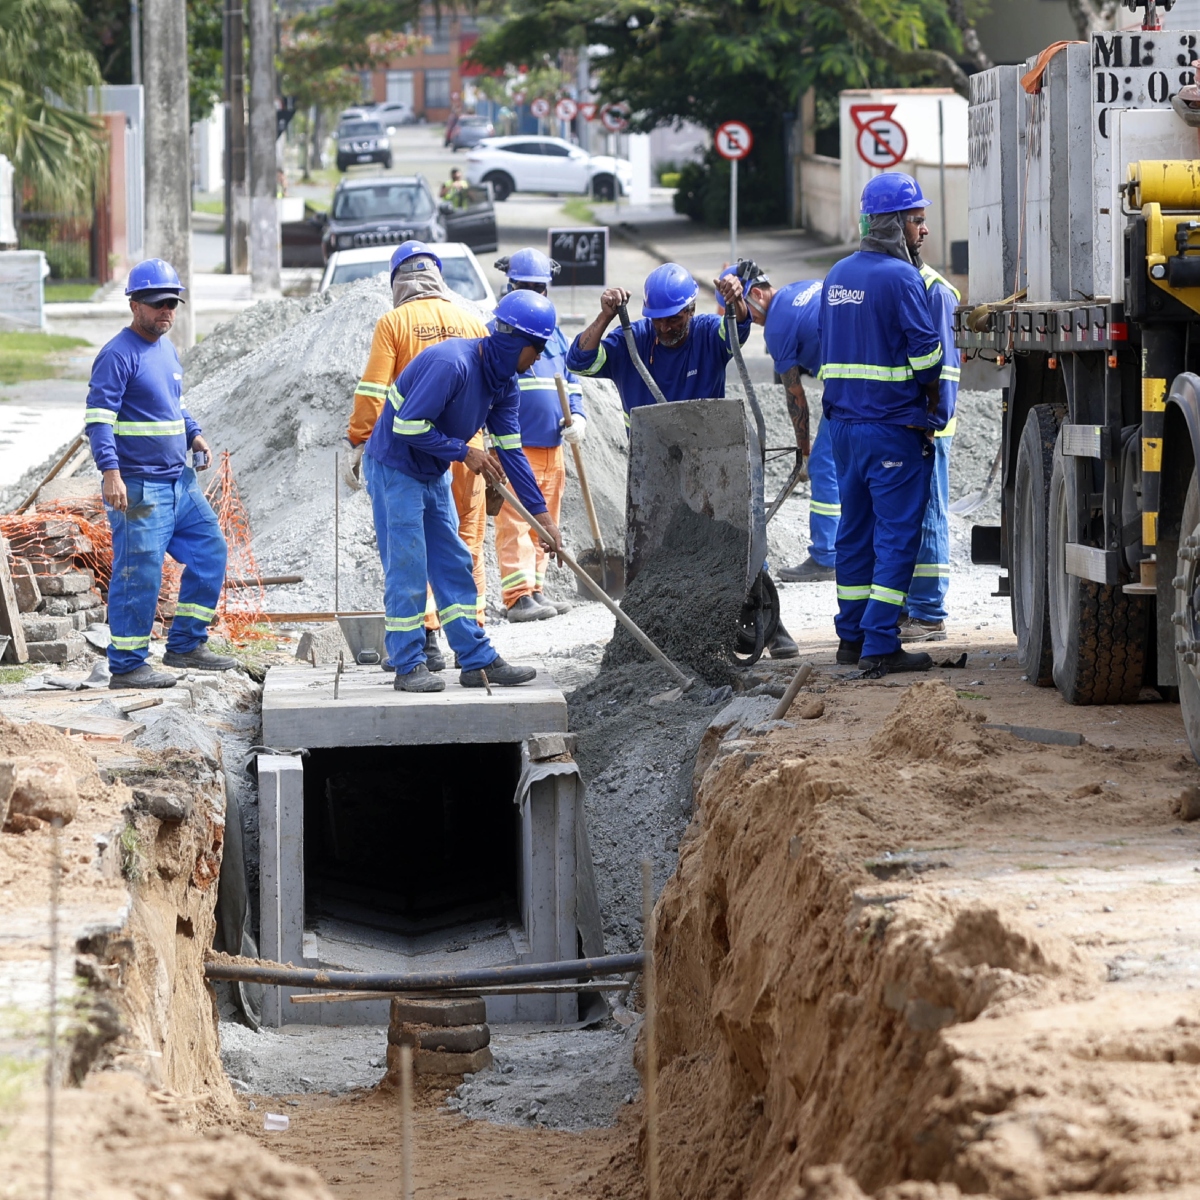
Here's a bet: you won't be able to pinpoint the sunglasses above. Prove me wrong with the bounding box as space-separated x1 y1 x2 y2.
143 298 179 310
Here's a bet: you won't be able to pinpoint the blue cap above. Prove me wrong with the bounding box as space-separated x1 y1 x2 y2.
860 172 932 215
493 289 557 342
642 262 698 319
125 258 185 302
390 240 443 281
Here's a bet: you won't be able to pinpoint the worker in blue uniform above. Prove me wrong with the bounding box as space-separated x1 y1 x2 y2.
492 248 586 623
363 288 562 693
717 262 837 583
85 258 235 690
817 173 948 677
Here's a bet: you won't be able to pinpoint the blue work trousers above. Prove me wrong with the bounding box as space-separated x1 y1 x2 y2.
828 419 933 658
906 435 952 622
807 422 840 567
104 469 227 675
363 454 495 675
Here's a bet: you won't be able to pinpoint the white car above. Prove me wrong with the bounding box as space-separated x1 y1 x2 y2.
464 136 633 201
373 100 416 132
319 242 498 309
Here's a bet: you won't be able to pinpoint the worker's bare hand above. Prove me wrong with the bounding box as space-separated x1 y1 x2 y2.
715 274 748 322
102 469 128 513
599 288 632 319
535 517 563 562
465 445 505 484
191 434 212 471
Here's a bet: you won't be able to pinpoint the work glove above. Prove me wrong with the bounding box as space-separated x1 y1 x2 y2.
560 415 587 446
340 438 364 491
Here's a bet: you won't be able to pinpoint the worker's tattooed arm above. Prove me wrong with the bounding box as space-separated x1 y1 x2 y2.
781 366 811 461
575 288 631 353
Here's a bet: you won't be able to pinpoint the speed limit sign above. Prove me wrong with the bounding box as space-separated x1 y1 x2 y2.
530 97 551 118
714 121 753 161
555 97 578 121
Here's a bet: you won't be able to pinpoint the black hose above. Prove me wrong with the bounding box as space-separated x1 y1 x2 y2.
727 310 767 465
618 303 669 405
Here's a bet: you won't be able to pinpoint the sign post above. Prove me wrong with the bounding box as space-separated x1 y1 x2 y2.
714 121 753 264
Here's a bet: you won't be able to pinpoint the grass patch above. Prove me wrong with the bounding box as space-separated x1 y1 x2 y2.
210 633 279 681
1018 863 1049 871
0 332 92 386
956 690 987 700
0 666 36 685
193 197 224 215
561 196 597 224
44 280 98 302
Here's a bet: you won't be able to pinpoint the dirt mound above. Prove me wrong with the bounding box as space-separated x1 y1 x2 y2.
867 678 973 760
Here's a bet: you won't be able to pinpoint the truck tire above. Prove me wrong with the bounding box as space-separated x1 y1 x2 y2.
1012 404 1059 685
1047 430 1147 704
1173 471 1200 761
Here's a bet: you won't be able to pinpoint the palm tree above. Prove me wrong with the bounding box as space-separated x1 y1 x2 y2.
0 0 105 212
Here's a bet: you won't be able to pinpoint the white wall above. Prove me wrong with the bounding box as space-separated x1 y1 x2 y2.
800 155 842 243
192 111 224 195
649 120 707 172
0 156 15 246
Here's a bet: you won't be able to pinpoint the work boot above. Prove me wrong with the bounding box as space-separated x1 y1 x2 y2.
424 629 446 672
777 556 836 583
898 616 947 643
506 595 552 623
532 591 569 615
162 645 240 671
768 622 799 659
836 639 863 665
460 655 536 688
394 663 445 693
857 648 934 679
109 664 177 690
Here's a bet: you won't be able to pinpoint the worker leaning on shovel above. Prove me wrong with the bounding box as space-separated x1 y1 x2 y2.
492 247 587 624
85 258 238 690
363 289 562 694
341 239 489 674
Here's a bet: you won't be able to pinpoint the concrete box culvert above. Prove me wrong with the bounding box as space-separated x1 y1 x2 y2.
257 662 602 1028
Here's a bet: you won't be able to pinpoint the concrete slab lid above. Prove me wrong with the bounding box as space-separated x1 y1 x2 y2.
260 661 568 749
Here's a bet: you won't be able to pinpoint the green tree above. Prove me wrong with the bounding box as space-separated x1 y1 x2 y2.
0 0 105 210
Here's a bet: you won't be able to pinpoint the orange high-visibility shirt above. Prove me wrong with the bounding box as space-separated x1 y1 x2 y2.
346 297 489 445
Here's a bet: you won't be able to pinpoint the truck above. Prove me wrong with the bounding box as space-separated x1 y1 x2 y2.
958 1 1200 757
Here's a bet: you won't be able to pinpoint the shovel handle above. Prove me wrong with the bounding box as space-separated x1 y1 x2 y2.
489 478 692 692
554 374 605 557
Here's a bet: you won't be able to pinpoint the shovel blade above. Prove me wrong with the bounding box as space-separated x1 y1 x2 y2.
949 491 987 516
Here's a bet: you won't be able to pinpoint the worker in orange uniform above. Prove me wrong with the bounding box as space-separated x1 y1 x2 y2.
341 240 488 672
492 248 586 621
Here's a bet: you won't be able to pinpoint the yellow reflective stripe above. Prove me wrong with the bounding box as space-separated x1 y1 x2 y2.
534 571 545 585
492 432 522 450
1143 511 1158 546
623 410 631 428
85 408 118 425
870 584 907 605
908 345 943 372
173 602 217 621
1142 378 1167 413
356 381 389 398
1143 438 1163 471
393 418 433 435
501 570 532 587
837 584 871 600
911 564 950 578
388 384 405 411
810 501 842 517
115 419 186 436
110 634 151 650
819 363 915 382
935 415 957 438
920 264 961 301
385 613 425 632
576 344 607 376
437 603 475 625
517 377 558 390
567 385 583 398
941 367 961 382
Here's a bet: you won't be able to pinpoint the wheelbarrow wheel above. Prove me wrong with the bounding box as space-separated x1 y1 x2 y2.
734 571 781 667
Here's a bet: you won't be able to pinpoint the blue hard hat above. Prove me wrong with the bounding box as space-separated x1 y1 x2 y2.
390 239 443 281
860 172 932 215
642 263 698 319
493 289 557 342
504 247 559 285
125 258 185 302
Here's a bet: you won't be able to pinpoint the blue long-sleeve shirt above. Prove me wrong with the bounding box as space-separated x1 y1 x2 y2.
817 251 944 429
919 264 961 437
762 279 823 377
84 328 201 481
515 324 585 448
566 311 751 424
364 337 548 515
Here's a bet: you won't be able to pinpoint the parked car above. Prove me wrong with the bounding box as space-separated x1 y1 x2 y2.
446 113 494 151
464 136 633 201
335 120 391 172
373 100 416 132
321 175 498 260
338 106 374 124
281 203 329 268
319 242 497 308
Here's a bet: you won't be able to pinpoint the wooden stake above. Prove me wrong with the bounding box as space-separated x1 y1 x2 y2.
15 434 85 516
400 1044 414 1200
0 537 29 664
46 818 62 1200
642 858 659 1200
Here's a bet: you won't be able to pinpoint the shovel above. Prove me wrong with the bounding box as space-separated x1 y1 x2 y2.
554 373 623 598
949 443 1002 516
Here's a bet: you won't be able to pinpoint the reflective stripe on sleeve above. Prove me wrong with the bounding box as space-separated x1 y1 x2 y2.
575 344 607 376
492 432 522 450
819 363 915 383
836 584 871 601
85 408 118 425
942 367 961 382
810 501 842 517
393 418 433 435
911 564 950 578
869 584 907 605
114 419 186 437
908 345 943 372
356 381 389 399
517 378 558 391
934 415 957 438
387 384 405 410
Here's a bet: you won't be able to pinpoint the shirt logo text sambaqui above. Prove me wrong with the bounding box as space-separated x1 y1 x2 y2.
793 281 821 307
827 285 865 306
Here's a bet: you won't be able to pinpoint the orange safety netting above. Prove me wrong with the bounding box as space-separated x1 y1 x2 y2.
203 450 268 642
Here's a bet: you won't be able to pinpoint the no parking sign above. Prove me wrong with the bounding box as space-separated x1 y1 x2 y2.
850 104 908 168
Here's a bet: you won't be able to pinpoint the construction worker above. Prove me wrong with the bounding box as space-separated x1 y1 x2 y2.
86 258 236 689
363 289 562 693
341 240 488 672
440 168 469 209
817 172 947 678
900 227 961 644
492 248 586 622
717 262 837 583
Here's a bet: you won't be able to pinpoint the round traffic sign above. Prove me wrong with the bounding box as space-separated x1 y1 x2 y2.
855 117 907 168
555 97 578 121
530 97 551 118
714 121 753 161
600 104 628 132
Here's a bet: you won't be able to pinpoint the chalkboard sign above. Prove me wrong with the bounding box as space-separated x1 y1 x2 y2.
548 227 607 288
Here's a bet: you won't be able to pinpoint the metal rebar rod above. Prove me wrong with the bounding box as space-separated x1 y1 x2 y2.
289 980 636 1004
204 951 646 991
